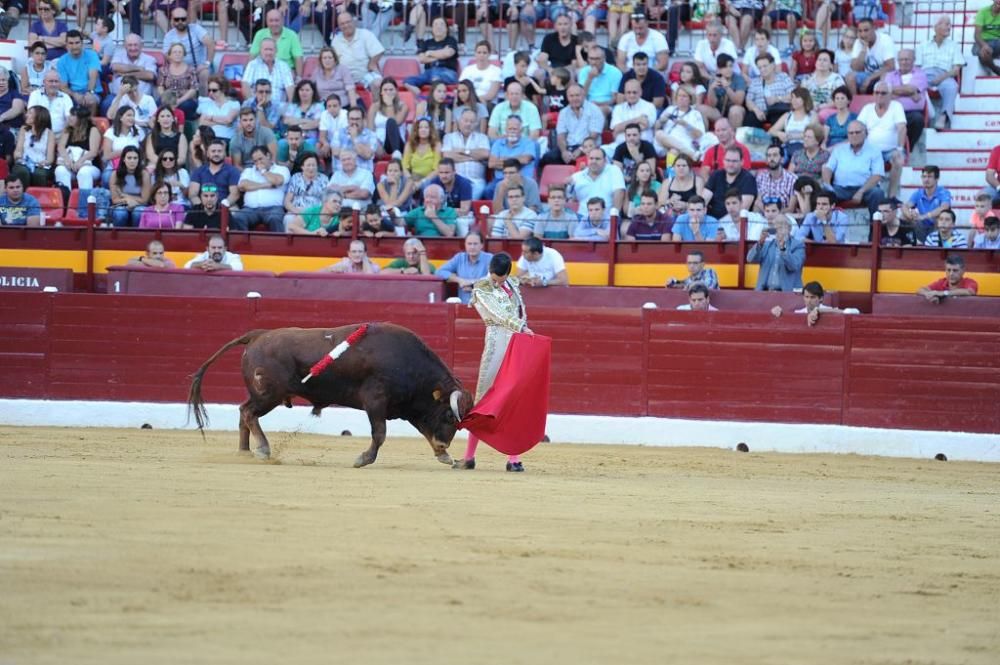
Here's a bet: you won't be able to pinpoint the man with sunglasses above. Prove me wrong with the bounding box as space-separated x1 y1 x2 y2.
821 120 886 215
240 80 280 132
163 8 214 92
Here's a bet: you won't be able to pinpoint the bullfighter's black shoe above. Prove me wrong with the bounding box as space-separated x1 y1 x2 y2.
506 462 524 472
452 458 475 470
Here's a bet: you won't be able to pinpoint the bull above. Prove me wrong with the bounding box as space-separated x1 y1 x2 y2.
187 324 474 467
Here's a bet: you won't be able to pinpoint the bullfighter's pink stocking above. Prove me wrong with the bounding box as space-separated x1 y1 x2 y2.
464 433 479 460
465 434 520 463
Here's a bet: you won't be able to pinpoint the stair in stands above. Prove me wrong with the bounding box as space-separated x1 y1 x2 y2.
969 76 1000 97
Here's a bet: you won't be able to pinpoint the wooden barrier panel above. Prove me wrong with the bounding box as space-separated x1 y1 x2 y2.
106 267 451 303
844 316 1000 434
643 311 847 424
522 286 842 311
0 267 73 292
1 293 998 435
872 294 1000 318
0 293 50 397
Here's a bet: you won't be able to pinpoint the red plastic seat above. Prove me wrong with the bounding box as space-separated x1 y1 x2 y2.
144 50 166 69
92 117 111 135
374 160 390 181
62 189 105 226
27 187 66 224
538 164 576 201
398 90 418 122
850 94 875 114
302 55 319 79
382 57 421 81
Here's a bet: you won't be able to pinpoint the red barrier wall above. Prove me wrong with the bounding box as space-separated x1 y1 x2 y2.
2 293 998 434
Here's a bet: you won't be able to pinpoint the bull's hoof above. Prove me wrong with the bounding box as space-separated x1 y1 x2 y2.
436 452 453 466
253 446 271 461
452 458 475 470
353 453 375 468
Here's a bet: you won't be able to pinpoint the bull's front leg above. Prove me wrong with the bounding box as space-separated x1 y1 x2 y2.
354 411 386 468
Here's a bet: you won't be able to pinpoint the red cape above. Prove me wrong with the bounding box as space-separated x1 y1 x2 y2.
459 333 551 456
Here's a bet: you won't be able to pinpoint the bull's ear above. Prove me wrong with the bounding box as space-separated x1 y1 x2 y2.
432 389 444 401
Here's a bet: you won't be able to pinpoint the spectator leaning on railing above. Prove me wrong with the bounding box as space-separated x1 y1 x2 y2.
517 236 569 288
128 240 176 269
185 235 243 272
917 255 978 303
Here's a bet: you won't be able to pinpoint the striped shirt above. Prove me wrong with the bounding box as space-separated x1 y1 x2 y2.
923 231 968 248
747 73 795 112
915 37 965 72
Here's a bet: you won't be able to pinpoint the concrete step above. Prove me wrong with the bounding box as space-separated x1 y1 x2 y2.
902 167 988 188
923 148 990 169
949 113 1000 130
953 94 1000 112
970 76 1000 96
924 129 1000 151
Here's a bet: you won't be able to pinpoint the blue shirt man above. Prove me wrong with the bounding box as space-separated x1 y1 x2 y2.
190 142 242 202
670 196 721 241
577 47 624 107
436 232 493 303
56 31 102 96
797 193 850 243
905 167 952 232
0 179 42 226
489 132 537 183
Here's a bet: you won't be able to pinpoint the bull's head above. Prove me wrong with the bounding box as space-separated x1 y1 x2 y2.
430 388 474 443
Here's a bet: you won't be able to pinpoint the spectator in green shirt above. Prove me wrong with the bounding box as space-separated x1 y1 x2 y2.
975 0 1000 75
249 10 304 76
383 237 436 275
287 191 343 235
401 184 457 236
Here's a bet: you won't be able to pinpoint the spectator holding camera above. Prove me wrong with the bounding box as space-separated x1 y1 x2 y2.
747 216 805 291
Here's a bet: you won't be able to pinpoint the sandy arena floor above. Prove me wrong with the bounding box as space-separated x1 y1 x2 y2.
1 425 998 665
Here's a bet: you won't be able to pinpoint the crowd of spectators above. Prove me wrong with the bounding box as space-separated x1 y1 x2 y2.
0 1 996 295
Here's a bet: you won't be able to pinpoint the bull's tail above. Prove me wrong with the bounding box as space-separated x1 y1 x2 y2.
187 330 269 433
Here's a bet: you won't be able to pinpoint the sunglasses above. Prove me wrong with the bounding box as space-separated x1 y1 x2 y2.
161 156 176 162
208 87 220 93
173 15 187 20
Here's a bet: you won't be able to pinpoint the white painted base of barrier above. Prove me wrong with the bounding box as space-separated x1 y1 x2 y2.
1 399 997 463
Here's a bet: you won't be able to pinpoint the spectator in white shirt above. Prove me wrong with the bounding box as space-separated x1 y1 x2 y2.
459 40 503 104
328 150 376 211
232 145 290 232
694 21 739 79
916 15 965 129
441 108 491 198
517 236 569 287
857 81 906 197
241 39 294 106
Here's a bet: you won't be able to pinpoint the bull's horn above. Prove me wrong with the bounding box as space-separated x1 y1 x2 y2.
450 390 462 421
